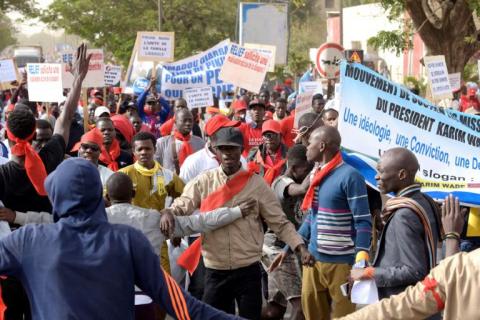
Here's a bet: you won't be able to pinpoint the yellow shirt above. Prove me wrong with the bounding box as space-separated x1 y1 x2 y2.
119 162 185 211
119 162 185 273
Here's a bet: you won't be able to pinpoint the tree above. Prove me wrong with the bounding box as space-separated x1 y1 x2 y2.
0 11 16 52
0 0 38 16
368 0 480 73
40 0 236 67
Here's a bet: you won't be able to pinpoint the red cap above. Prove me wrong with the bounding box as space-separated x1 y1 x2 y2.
273 84 283 92
111 114 135 143
205 115 240 136
206 107 220 115
262 119 281 134
284 78 293 85
264 111 273 120
232 100 247 112
468 88 477 96
113 87 122 94
71 128 104 152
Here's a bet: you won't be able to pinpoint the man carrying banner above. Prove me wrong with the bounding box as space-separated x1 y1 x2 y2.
299 126 372 319
154 108 204 174
136 79 171 138
165 127 311 320
247 120 288 186
350 148 443 301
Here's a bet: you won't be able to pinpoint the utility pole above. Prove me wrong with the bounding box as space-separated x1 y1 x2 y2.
158 0 162 31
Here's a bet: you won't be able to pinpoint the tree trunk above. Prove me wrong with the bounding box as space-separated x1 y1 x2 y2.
406 0 480 73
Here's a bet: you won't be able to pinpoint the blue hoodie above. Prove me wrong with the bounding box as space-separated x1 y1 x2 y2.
0 158 239 320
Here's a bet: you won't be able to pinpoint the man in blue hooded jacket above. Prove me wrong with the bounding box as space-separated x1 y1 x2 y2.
0 157 238 320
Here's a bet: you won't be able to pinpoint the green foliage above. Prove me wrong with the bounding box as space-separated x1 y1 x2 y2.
368 29 412 56
463 62 479 83
0 11 16 51
403 76 427 97
41 0 236 67
0 0 39 16
343 0 379 8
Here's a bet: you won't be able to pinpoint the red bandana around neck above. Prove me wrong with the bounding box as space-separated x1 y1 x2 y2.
173 130 193 167
253 149 286 186
100 138 120 171
301 152 343 211
177 166 256 274
6 128 48 196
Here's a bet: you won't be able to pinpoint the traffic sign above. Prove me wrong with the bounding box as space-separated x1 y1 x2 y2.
315 42 344 79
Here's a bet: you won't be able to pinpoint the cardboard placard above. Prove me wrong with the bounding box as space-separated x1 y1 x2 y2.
26 63 64 102
294 91 314 128
243 43 276 72
61 49 105 88
448 73 461 92
183 86 214 109
0 59 19 85
219 43 270 94
137 31 175 62
299 81 323 94
104 65 122 86
424 55 452 100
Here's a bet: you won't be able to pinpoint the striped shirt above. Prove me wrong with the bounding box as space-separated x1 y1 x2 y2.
298 163 372 264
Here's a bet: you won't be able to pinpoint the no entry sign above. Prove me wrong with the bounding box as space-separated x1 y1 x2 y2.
315 42 344 79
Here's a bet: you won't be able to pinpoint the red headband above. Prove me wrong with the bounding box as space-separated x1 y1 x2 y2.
6 127 48 196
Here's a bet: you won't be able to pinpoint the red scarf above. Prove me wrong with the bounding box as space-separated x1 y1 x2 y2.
177 166 256 274
173 130 193 167
301 152 343 211
6 128 47 196
253 150 286 186
99 139 120 171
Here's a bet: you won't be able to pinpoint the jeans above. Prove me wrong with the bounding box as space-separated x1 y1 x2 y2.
203 262 262 320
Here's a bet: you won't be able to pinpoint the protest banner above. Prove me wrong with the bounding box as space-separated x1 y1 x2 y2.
448 73 461 92
61 49 105 88
294 91 314 128
26 63 64 102
0 59 20 89
183 86 214 109
219 43 270 94
243 43 276 72
136 32 174 62
125 40 233 98
338 61 480 206
424 55 452 100
299 81 322 94
104 65 122 86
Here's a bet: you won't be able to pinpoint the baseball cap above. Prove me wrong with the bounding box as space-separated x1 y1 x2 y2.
249 99 266 109
262 119 281 134
205 115 240 137
232 100 247 112
94 106 110 118
211 127 244 148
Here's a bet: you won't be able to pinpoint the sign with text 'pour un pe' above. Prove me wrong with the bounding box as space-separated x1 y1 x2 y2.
338 61 480 206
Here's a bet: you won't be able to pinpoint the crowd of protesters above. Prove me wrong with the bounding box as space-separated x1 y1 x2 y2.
0 44 476 320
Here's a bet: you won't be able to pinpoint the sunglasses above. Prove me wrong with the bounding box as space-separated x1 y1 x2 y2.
80 143 100 152
263 132 279 139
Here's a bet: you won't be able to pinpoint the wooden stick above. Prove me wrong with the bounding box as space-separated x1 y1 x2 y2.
82 88 89 132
